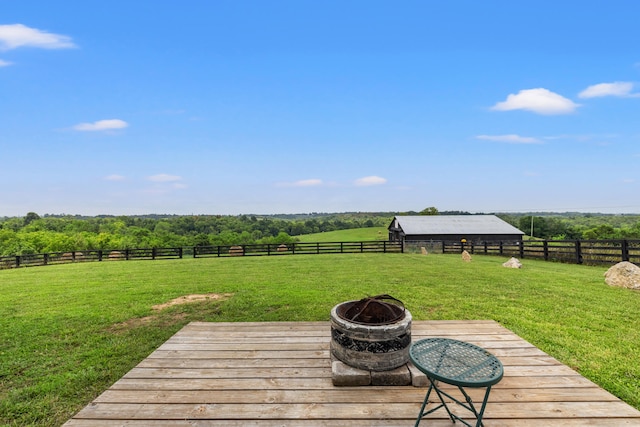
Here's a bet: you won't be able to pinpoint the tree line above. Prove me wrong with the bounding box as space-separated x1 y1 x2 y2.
497 213 640 240
2 210 640 256
0 212 392 256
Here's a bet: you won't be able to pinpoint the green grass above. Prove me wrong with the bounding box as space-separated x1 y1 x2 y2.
296 226 387 242
1 253 640 426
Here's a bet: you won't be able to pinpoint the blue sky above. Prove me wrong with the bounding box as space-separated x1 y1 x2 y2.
2 1 639 216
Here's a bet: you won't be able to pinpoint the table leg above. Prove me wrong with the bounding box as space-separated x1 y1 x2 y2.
415 378 455 426
414 382 433 427
415 380 494 427
472 385 493 427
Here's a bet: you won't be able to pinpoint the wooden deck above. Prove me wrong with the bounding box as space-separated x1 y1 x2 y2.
65 320 640 426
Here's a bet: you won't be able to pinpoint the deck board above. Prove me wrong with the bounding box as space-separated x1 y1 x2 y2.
64 320 640 426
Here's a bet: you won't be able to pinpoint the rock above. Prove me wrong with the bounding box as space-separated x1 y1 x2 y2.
108 250 124 260
461 250 471 262
604 261 640 290
61 252 74 261
228 246 244 256
503 257 522 269
420 247 428 255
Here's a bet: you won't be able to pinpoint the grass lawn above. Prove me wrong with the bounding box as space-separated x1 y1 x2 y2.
1 253 639 426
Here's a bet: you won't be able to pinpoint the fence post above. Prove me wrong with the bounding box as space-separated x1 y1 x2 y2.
178 247 183 259
98 250 103 261
125 249 130 260
499 241 503 255
519 241 524 259
44 253 49 265
621 240 629 262
16 255 20 268
152 248 157 260
543 241 549 261
575 240 583 264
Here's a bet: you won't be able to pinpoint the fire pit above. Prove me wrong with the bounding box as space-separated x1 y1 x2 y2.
330 295 412 372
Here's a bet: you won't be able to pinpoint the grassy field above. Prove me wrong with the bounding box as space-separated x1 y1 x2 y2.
1 252 640 426
296 226 387 242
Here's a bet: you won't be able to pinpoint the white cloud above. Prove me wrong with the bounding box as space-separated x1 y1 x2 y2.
578 81 638 98
104 174 126 181
0 59 12 67
491 88 579 115
147 174 183 183
0 24 76 50
72 119 128 131
476 134 542 144
354 176 387 186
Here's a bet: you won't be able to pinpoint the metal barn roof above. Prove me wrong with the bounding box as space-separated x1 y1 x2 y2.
391 215 524 236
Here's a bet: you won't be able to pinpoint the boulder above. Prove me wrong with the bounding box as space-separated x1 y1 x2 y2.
108 250 124 260
604 261 640 290
461 250 471 262
228 245 244 256
502 257 522 269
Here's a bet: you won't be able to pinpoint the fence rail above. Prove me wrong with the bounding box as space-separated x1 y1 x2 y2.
2 239 638 271
0 241 403 270
442 239 640 266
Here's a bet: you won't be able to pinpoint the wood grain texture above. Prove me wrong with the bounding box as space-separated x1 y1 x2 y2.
64 321 640 426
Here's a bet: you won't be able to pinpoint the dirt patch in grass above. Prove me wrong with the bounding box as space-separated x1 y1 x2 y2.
108 293 233 332
152 293 233 311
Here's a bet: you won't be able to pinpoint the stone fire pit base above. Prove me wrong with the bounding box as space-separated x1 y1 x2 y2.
331 357 429 387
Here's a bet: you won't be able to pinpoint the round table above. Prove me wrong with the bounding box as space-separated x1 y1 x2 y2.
409 337 504 427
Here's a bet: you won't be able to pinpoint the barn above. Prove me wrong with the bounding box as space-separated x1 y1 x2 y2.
388 215 524 244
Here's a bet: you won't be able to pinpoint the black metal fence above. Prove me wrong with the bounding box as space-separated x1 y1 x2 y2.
443 239 640 266
0 241 403 270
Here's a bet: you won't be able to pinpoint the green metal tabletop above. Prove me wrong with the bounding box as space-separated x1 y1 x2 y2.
409 338 503 388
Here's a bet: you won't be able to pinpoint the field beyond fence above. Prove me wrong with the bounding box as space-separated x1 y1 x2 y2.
0 241 403 269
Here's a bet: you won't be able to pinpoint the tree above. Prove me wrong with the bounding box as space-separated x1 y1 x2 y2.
419 207 439 215
24 212 41 226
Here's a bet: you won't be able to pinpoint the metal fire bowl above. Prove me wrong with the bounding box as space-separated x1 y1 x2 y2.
336 295 406 326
